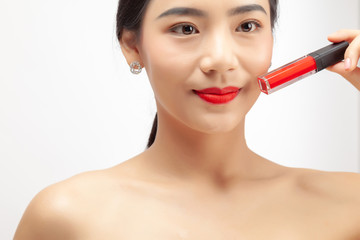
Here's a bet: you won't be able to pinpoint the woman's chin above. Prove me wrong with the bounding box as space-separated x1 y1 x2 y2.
186 116 244 135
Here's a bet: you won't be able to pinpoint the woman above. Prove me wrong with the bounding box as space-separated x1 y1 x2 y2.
14 0 360 239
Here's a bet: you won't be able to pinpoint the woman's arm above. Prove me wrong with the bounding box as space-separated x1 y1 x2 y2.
327 29 360 91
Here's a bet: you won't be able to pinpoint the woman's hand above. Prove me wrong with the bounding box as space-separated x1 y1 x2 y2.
327 29 360 91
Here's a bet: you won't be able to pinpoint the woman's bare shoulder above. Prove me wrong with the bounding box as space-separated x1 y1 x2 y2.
291 167 360 203
14 166 134 240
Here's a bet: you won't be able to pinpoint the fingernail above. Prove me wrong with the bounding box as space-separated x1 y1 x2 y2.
344 58 351 70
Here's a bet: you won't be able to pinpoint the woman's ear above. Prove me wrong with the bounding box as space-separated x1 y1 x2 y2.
119 29 143 66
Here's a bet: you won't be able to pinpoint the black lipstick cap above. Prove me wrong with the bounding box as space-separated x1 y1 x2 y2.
308 41 349 72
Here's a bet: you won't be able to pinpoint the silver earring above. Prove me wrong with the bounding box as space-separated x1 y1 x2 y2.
130 61 142 74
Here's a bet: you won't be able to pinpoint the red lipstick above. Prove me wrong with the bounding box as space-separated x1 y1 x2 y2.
194 86 240 104
258 41 349 94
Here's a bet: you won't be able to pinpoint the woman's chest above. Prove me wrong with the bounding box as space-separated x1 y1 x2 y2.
80 195 360 240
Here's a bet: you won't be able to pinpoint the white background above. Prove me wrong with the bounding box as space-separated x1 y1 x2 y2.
1 0 359 239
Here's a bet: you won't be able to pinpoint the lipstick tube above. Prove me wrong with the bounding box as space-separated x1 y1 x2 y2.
258 41 349 94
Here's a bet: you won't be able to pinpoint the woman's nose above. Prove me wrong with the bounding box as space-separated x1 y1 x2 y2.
199 30 238 74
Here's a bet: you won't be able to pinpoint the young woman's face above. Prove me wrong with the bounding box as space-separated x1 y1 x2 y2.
137 0 273 133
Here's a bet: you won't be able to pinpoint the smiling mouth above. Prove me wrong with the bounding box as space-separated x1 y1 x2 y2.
193 87 241 104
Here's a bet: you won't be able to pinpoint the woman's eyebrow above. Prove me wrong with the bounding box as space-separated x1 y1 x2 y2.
228 4 267 16
156 7 207 19
156 4 267 20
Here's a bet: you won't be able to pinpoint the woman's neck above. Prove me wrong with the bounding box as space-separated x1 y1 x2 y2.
143 110 268 189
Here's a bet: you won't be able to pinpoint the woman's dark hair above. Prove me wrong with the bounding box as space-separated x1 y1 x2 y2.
116 0 279 148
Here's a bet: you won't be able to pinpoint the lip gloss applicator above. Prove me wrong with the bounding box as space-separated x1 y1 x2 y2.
258 41 349 95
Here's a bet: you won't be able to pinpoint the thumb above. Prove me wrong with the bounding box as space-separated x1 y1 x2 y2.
326 61 348 77
327 63 360 91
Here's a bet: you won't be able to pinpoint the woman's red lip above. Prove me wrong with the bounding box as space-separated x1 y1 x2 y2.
194 86 240 94
193 87 241 104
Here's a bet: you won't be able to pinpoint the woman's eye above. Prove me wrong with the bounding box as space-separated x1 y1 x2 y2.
237 21 261 32
170 24 199 35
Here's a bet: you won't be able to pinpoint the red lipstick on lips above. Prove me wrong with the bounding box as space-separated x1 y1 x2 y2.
194 86 240 104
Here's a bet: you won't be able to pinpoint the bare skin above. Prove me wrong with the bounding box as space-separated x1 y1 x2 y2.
14 155 360 240
14 0 360 239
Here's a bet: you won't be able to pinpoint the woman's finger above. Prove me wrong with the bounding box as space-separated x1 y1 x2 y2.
327 63 360 91
343 34 360 71
327 29 360 43
327 29 360 72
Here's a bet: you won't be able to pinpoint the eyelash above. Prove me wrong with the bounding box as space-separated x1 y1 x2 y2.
169 20 262 35
169 23 199 35
237 20 262 33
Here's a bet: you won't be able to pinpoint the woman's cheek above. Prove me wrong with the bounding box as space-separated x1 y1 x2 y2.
242 35 273 78
141 41 194 111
